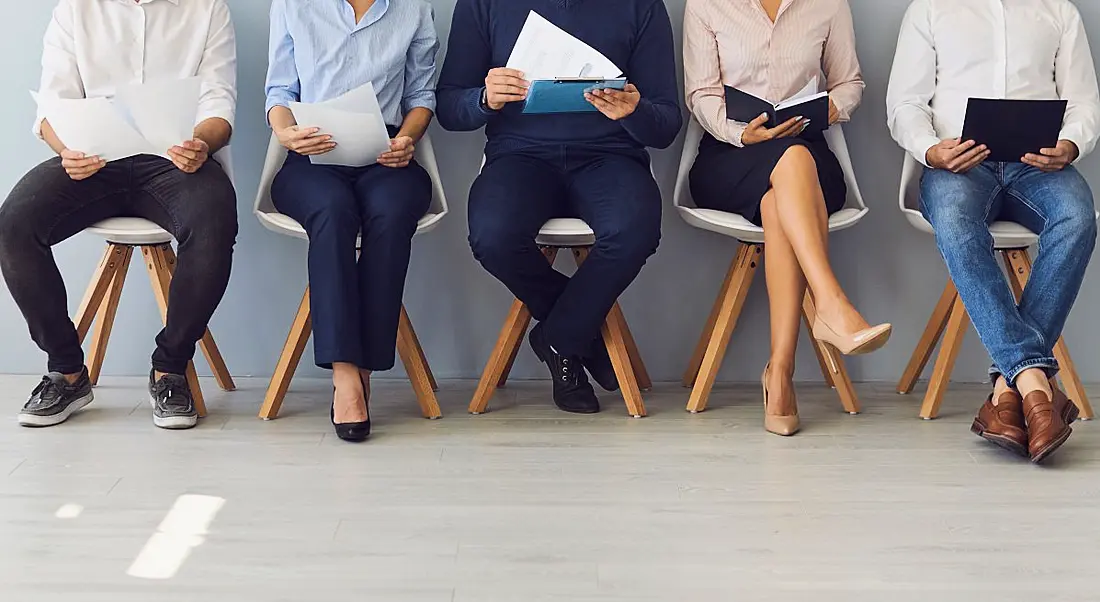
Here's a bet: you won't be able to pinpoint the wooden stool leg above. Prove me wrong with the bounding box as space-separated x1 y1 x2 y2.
470 299 531 414
161 246 235 392
602 309 646 418
497 247 557 388
609 302 651 391
1002 250 1094 419
919 296 969 420
402 310 438 393
898 280 959 394
142 245 206 417
802 292 859 414
682 246 745 388
259 288 313 420
397 305 442 419
75 244 129 343
804 309 835 389
686 244 761 413
87 246 133 385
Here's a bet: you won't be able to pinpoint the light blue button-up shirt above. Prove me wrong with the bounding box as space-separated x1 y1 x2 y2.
265 0 439 127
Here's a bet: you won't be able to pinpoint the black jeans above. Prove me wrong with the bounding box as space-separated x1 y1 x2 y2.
0 154 238 375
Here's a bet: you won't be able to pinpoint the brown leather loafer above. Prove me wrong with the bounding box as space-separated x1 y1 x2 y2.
971 391 1028 457
1023 390 1073 464
1051 384 1080 425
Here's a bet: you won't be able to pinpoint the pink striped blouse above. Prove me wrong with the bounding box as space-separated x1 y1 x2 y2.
684 0 864 147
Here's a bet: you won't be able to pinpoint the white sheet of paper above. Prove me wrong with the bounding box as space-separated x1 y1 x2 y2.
506 11 622 80
32 93 155 162
290 93 391 167
114 77 201 154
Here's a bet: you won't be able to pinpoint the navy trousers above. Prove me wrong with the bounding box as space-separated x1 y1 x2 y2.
271 152 431 371
468 146 662 357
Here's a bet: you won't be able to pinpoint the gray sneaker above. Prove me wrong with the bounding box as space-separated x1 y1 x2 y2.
18 369 94 427
148 371 198 430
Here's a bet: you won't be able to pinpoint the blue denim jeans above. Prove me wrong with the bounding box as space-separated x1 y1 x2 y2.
919 162 1097 384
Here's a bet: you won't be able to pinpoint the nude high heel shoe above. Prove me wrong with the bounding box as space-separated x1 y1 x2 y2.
812 318 892 356
762 364 800 437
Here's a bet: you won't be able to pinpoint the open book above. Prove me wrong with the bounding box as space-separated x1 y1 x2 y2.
724 79 829 136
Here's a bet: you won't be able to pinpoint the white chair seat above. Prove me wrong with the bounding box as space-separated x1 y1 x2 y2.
535 218 596 247
677 206 868 245
86 217 174 245
900 208 1040 248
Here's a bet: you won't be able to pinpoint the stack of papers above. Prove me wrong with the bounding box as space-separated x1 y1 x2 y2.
289 83 391 167
506 12 622 80
33 78 201 162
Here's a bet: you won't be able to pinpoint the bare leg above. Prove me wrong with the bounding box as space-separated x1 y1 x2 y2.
992 374 1013 404
333 362 367 423
1015 368 1053 400
769 146 870 336
760 190 801 417
359 368 373 418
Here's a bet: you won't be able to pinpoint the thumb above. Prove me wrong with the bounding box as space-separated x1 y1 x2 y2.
749 113 769 128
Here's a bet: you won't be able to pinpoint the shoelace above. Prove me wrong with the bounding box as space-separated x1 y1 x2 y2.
28 377 63 408
153 378 190 411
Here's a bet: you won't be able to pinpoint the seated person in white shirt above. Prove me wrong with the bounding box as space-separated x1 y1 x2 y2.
886 0 1100 463
0 0 238 431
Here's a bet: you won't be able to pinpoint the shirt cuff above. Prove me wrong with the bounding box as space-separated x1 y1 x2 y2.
1058 125 1092 163
474 86 497 117
403 93 437 115
912 134 943 168
197 101 235 131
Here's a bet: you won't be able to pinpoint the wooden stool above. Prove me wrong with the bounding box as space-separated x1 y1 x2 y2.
257 289 441 420
75 234 235 418
680 242 861 414
897 247 1094 420
469 241 651 418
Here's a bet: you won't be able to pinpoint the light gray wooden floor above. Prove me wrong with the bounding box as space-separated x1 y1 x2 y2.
1 375 1098 601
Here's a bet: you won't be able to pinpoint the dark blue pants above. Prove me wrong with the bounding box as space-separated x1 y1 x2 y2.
468 146 662 357
271 152 431 371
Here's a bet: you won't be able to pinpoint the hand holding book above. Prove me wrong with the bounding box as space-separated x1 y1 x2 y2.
741 113 809 146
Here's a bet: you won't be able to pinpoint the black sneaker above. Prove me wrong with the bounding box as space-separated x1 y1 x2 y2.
529 323 600 414
582 336 619 392
17 369 94 427
148 371 198 430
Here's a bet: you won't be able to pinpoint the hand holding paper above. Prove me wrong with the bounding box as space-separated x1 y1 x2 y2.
288 82 391 167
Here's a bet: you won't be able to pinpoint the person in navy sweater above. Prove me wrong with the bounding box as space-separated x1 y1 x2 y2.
437 0 681 414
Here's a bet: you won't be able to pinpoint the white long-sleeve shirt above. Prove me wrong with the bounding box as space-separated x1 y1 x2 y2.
35 0 237 138
886 0 1100 166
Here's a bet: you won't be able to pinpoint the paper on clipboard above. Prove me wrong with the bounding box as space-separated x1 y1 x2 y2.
32 78 201 162
289 82 391 167
506 11 622 80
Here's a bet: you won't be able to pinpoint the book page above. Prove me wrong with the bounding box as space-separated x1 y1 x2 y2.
775 77 822 111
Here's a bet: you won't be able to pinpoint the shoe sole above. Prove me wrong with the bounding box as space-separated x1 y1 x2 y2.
149 394 198 430
1031 426 1073 464
970 418 1028 458
17 392 94 427
845 329 893 355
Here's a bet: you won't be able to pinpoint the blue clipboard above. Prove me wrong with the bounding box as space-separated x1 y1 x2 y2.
522 78 628 114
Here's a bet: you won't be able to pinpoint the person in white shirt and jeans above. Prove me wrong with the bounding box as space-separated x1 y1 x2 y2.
0 0 238 431
887 0 1100 463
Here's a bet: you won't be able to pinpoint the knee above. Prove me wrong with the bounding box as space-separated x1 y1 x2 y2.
594 215 661 265
1059 203 1097 247
177 184 238 253
0 190 41 259
772 145 817 180
364 198 424 241
468 213 525 266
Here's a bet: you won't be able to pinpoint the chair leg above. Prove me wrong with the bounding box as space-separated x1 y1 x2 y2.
609 302 652 392
470 299 531 415
1001 249 1093 419
919 295 969 420
396 305 442 419
686 244 761 413
87 246 133 385
682 244 746 388
496 247 557 388
161 246 235 392
259 287 313 420
75 243 130 343
402 309 438 393
142 245 206 418
802 292 860 414
898 280 958 394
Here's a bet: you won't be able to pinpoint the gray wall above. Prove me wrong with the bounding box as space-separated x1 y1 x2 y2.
1 0 1098 383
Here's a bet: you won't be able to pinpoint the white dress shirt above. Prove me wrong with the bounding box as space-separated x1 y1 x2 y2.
886 0 1100 166
36 0 237 138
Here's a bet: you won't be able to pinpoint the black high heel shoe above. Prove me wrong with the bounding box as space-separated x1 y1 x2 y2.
331 385 371 443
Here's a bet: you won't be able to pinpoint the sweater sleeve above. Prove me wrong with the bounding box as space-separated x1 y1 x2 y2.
619 0 683 149
436 0 496 131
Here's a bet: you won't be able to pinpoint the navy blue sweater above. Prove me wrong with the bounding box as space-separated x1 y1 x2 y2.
437 0 682 157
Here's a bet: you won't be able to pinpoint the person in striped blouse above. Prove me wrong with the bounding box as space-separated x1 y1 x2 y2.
683 0 890 436
264 0 440 443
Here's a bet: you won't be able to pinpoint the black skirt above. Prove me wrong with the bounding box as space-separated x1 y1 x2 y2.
688 131 847 226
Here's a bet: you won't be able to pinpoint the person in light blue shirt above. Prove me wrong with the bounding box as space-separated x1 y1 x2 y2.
264 0 439 443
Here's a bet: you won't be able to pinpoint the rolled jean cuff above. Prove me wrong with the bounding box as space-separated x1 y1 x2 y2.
991 358 1059 385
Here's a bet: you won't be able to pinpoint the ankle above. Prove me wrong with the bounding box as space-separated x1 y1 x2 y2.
1015 369 1053 399
992 376 1012 404
767 360 795 381
63 370 84 385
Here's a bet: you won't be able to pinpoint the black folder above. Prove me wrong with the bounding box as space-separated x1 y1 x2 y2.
724 86 829 137
960 99 1068 163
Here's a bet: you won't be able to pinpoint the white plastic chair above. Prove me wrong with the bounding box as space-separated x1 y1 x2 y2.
894 154 1094 420
467 161 652 418
75 149 238 418
675 118 868 415
253 133 447 421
